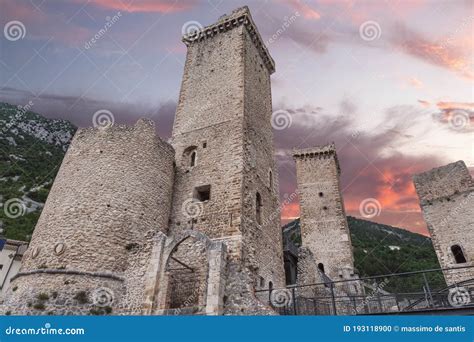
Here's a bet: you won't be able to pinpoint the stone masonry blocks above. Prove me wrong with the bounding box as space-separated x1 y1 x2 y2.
414 161 474 285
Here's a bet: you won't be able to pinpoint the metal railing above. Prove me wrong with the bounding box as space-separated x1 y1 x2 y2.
256 265 474 315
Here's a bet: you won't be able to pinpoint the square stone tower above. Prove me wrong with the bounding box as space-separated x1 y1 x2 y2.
293 143 357 283
164 6 285 314
413 160 474 285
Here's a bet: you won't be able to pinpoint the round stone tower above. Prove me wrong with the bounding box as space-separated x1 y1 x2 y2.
2 119 175 315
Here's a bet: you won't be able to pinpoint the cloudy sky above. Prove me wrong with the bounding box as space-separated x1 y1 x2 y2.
0 0 472 235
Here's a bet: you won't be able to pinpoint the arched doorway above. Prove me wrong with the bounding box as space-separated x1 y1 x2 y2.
165 236 208 311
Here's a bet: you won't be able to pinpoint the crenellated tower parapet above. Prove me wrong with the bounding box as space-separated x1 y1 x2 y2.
182 6 275 74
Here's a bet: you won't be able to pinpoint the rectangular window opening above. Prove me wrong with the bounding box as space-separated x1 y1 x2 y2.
194 185 211 202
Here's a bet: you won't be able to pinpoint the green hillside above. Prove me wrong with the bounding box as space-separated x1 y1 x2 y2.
0 102 76 241
283 217 446 293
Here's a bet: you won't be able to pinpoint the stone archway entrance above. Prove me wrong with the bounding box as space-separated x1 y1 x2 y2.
166 236 208 312
146 230 227 315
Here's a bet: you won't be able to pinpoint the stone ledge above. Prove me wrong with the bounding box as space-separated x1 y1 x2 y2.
11 269 125 282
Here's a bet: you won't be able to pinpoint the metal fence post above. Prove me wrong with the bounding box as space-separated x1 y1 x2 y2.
376 290 382 312
291 287 297 315
422 272 434 307
394 294 401 312
330 284 337 315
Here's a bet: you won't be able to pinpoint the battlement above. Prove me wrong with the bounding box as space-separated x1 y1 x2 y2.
73 118 174 156
413 160 473 202
182 6 275 74
293 143 340 174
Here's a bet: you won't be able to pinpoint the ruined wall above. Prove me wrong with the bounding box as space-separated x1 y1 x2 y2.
413 160 474 285
293 144 357 283
2 119 175 315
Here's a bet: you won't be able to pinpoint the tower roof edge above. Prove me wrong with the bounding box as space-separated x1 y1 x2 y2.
182 6 275 74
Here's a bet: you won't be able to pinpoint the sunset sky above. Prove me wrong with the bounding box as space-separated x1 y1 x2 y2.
1 0 472 235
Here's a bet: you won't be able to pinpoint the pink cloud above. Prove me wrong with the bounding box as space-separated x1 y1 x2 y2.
418 99 431 108
406 77 423 89
390 23 474 81
286 0 321 19
84 0 197 13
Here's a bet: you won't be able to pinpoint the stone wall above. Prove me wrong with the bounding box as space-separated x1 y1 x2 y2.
241 20 285 290
293 143 357 283
414 161 474 285
2 119 175 315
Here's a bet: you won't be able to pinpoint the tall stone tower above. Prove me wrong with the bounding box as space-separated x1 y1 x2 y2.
413 160 474 285
159 6 285 314
2 120 175 315
293 143 357 284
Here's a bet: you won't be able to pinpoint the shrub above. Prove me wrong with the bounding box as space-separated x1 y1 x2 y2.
33 302 45 310
37 293 49 301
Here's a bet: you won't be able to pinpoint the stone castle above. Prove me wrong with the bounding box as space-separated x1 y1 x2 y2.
1 6 472 316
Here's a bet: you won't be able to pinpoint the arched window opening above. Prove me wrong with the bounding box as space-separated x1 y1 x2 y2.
268 281 273 303
183 146 198 169
451 245 467 264
256 192 262 225
318 263 325 274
